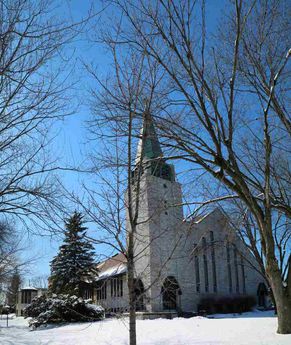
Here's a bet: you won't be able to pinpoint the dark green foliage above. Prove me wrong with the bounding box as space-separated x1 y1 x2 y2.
24 294 104 329
49 212 98 296
1 305 15 314
198 295 256 314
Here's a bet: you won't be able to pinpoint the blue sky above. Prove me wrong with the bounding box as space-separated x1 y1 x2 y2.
21 0 227 283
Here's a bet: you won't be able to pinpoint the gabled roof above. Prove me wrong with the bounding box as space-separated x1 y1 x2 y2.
188 207 226 224
96 253 127 281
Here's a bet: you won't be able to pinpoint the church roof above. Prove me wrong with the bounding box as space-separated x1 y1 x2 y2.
135 111 163 165
183 208 226 225
96 253 127 280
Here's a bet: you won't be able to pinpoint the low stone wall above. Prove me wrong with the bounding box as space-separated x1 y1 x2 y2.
123 311 178 320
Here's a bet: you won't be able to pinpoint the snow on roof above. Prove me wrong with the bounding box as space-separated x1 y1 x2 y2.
96 253 127 281
97 263 127 280
21 286 38 290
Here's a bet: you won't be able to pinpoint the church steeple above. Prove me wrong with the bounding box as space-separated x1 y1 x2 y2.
134 110 175 182
135 110 163 165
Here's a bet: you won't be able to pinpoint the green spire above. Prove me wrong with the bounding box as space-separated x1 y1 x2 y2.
135 111 163 164
134 109 174 182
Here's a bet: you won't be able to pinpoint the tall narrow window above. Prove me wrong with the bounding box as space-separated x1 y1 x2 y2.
164 200 168 215
226 242 232 293
83 288 92 300
21 291 32 304
120 276 123 297
234 246 239 293
195 255 200 293
210 231 217 293
111 276 123 297
241 255 246 294
97 281 107 300
202 237 209 293
112 278 116 297
103 281 107 299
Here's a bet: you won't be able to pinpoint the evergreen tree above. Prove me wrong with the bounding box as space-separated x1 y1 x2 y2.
49 212 97 296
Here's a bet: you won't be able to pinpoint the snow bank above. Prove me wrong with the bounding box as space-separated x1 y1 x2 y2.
0 310 290 345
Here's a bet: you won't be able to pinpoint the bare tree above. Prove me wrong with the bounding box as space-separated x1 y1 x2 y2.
30 275 49 289
0 221 31 293
94 0 291 334
79 46 153 345
69 39 190 344
0 0 93 233
6 269 22 306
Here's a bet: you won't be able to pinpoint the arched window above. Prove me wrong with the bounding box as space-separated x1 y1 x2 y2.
134 279 145 311
257 282 268 307
210 231 217 292
162 276 181 310
226 242 232 293
233 246 239 293
195 255 200 293
202 237 209 292
241 255 246 294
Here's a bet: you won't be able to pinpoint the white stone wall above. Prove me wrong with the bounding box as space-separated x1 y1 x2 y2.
130 173 265 313
111 167 266 314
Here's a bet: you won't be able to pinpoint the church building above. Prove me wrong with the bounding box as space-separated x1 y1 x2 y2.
92 113 267 316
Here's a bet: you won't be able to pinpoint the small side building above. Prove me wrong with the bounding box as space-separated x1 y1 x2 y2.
16 287 47 316
95 253 128 314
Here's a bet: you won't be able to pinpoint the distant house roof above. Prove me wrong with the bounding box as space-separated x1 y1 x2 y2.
21 286 38 291
96 253 127 281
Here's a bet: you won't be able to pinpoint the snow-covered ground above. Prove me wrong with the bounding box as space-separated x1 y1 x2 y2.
0 311 290 345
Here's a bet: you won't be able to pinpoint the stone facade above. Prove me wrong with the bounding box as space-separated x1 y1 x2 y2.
94 113 267 314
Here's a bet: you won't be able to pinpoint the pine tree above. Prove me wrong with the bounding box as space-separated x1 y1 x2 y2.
49 212 98 296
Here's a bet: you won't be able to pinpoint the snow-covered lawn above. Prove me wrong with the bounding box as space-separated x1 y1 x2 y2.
0 311 290 345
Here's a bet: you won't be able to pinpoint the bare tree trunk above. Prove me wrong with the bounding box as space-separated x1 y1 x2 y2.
127 228 137 345
128 264 137 345
266 253 291 333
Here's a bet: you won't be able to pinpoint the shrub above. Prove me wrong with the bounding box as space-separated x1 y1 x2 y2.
1 305 15 314
198 295 256 315
24 294 104 329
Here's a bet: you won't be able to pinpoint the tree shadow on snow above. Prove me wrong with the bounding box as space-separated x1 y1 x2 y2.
208 310 276 319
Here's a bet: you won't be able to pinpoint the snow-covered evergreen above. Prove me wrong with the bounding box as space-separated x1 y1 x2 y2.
24 294 104 328
49 212 97 296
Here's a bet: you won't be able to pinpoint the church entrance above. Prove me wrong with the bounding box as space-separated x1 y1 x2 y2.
162 276 181 310
134 279 145 311
257 282 268 307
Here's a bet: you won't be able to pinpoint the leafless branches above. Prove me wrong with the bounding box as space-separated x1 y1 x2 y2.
0 0 94 232
91 0 291 334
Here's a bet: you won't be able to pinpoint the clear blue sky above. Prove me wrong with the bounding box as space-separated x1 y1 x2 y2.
21 0 227 283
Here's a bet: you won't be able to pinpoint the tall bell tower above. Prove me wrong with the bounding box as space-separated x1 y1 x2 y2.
130 111 184 312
